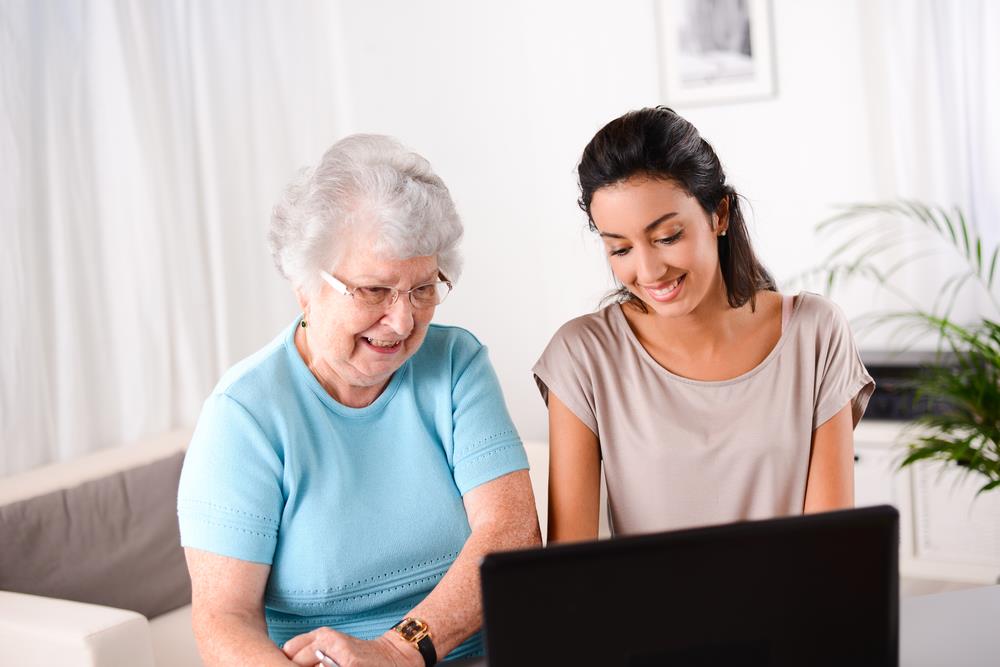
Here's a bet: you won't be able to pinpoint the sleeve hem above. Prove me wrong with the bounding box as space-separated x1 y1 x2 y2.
814 374 875 430
454 441 529 496
531 367 598 437
179 516 277 565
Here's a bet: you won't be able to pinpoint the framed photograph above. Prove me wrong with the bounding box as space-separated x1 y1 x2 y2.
657 0 777 106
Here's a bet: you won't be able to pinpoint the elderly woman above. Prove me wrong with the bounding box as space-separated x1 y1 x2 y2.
177 135 540 666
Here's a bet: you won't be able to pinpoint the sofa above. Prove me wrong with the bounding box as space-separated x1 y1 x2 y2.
0 430 201 666
0 431 581 666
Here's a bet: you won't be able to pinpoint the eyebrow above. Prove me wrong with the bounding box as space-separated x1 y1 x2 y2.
355 270 441 286
598 212 679 240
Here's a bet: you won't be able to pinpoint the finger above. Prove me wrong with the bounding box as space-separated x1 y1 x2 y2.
315 649 340 667
287 646 324 667
289 630 345 666
283 629 320 657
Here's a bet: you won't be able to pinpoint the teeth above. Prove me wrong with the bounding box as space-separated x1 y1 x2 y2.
366 337 399 348
649 276 682 296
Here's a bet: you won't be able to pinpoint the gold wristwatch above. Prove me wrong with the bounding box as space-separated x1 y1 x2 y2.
392 617 437 666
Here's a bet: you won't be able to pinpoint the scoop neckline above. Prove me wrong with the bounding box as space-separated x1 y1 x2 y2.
612 292 803 387
283 316 408 418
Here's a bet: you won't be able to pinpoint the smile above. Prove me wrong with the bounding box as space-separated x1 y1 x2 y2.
362 336 403 354
641 274 685 303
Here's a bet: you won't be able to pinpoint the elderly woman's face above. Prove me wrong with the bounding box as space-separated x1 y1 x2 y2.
300 237 439 399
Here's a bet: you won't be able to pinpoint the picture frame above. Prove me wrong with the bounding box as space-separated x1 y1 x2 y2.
657 0 777 106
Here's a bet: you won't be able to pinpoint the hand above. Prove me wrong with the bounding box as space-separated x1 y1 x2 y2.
283 627 423 667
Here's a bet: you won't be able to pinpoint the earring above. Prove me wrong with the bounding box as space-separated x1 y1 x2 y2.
720 230 727 237
300 318 307 328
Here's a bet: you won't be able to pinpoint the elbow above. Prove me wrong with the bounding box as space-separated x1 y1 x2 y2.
492 505 543 551
470 507 541 554
523 508 543 548
190 603 266 665
511 515 542 551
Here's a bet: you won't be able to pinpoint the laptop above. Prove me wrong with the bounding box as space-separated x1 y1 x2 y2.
480 505 898 667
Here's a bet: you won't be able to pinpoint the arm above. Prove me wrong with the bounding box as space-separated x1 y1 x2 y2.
405 469 541 651
283 469 541 665
185 548 293 666
547 391 602 543
803 402 855 513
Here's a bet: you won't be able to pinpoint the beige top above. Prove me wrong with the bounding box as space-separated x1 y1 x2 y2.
532 292 874 536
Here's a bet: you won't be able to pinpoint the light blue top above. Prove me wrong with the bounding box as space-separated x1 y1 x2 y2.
177 319 528 658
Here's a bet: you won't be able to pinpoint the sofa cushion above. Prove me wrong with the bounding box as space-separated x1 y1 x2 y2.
0 451 191 619
0 591 157 667
150 604 204 666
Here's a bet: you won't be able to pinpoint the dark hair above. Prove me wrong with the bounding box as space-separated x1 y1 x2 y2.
578 106 775 312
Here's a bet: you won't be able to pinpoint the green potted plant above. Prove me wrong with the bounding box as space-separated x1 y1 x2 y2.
812 201 1000 495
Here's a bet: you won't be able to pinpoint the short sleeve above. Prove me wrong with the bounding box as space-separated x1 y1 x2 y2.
450 344 529 496
813 301 875 430
177 393 284 564
532 322 599 436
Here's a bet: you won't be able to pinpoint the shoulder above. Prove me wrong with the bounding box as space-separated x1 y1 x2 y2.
421 322 483 351
534 305 623 383
792 291 849 323
418 323 484 363
211 325 294 406
547 305 621 349
785 293 863 372
789 292 856 342
188 327 302 468
411 323 495 385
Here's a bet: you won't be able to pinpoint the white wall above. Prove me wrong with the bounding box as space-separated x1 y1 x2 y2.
324 0 890 441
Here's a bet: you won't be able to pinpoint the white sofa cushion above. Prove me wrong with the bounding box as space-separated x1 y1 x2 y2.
0 591 156 667
150 604 204 666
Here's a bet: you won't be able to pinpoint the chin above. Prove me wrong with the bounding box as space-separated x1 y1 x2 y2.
349 367 395 388
635 294 693 318
361 353 410 377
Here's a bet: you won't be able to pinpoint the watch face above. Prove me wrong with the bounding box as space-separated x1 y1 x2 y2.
396 618 429 641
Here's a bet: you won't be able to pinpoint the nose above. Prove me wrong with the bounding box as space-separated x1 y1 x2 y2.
380 294 415 336
635 246 668 284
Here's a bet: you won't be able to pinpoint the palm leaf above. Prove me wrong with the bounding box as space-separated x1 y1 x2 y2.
813 201 1000 493
977 478 1000 496
956 207 972 262
820 200 998 313
987 246 999 289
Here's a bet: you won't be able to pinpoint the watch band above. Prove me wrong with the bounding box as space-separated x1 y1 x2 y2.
413 633 436 667
393 617 437 667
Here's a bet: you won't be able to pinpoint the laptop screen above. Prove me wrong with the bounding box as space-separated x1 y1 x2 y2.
480 505 898 667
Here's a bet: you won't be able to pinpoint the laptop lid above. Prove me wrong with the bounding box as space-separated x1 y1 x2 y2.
481 505 898 667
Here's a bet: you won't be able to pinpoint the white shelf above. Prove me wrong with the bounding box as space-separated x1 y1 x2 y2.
854 419 1000 585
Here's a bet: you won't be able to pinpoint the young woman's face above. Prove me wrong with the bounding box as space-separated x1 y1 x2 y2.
590 175 728 317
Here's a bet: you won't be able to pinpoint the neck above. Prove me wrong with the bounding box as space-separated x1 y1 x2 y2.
638 276 737 355
294 325 388 408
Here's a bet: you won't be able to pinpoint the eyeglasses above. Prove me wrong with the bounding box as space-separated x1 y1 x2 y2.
320 270 453 310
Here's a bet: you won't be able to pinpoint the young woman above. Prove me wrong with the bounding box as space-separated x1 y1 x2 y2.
533 107 874 542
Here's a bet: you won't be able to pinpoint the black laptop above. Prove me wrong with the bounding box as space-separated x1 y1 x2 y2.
480 505 898 667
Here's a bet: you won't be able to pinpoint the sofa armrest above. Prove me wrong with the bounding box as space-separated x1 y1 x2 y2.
0 591 156 667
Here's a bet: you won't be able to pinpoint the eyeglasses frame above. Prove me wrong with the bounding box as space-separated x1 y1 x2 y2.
319 270 453 309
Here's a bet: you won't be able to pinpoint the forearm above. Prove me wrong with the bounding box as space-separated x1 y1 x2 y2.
547 476 601 543
398 516 541 657
193 607 293 667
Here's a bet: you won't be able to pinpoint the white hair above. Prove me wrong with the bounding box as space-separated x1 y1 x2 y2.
269 134 463 295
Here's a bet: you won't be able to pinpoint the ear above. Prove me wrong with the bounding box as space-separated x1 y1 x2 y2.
294 287 310 315
714 196 730 236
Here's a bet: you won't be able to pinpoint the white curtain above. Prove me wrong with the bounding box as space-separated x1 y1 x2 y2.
873 0 1000 318
1 0 347 475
